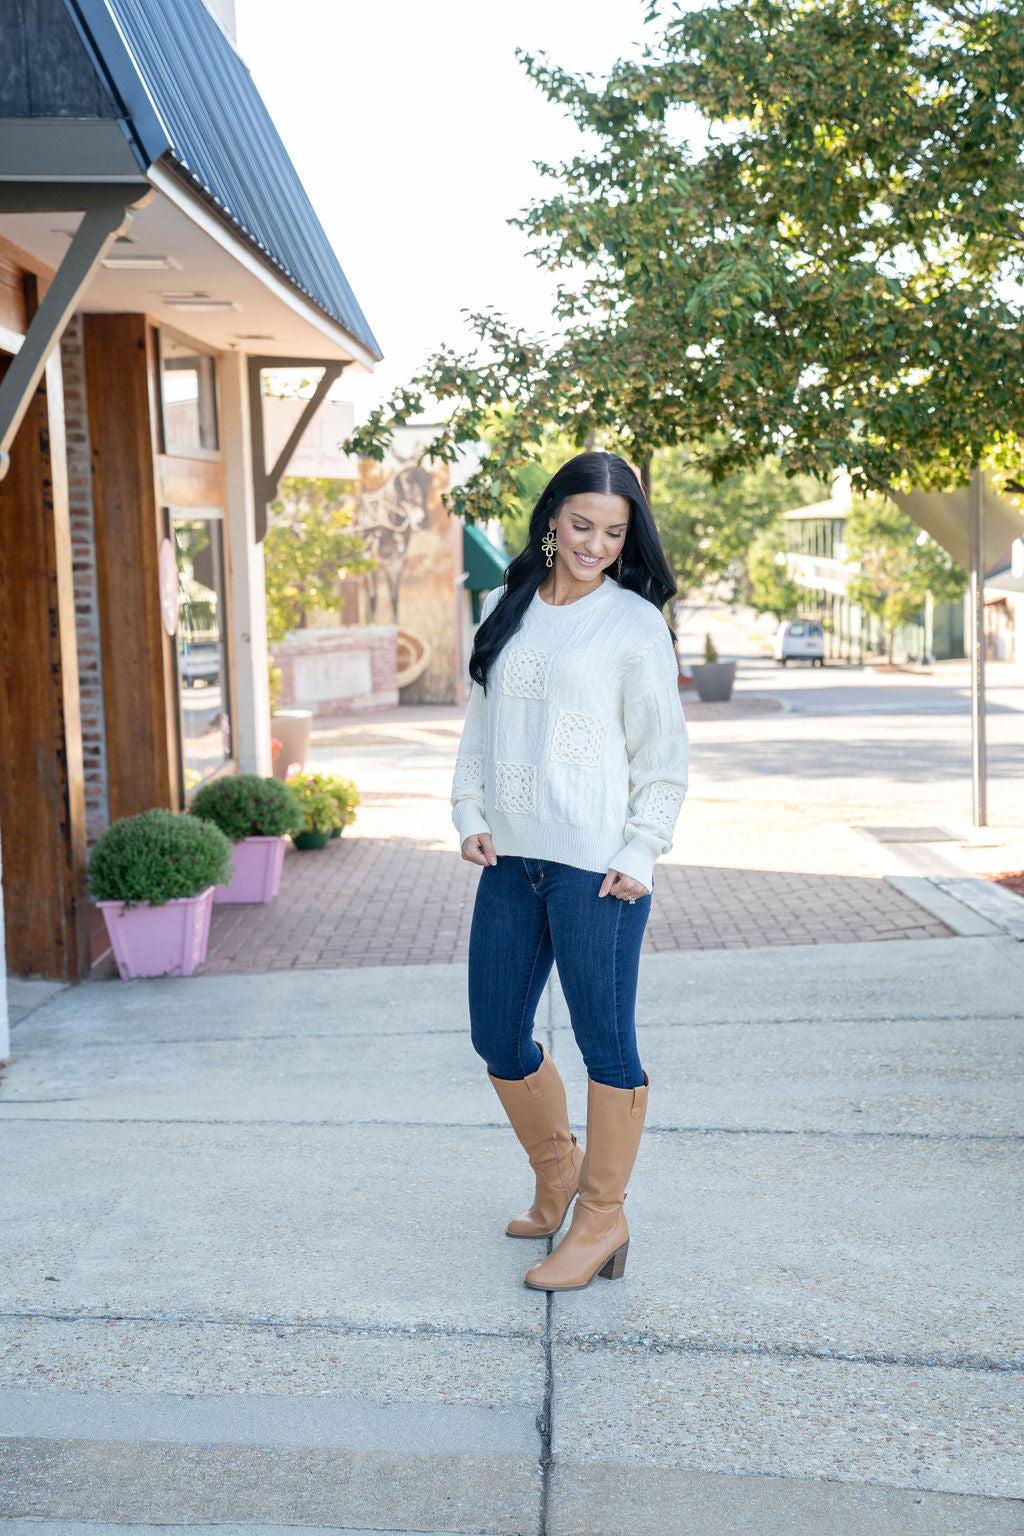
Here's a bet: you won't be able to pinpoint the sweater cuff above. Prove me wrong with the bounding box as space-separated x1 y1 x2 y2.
452 801 492 844
607 840 657 893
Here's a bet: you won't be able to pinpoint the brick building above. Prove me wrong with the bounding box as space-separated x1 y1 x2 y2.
0 0 381 1037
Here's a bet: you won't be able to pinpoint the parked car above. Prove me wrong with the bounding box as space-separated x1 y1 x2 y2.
179 639 221 686
773 619 825 666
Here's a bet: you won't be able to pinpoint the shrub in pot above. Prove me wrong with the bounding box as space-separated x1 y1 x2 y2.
318 774 360 838
690 632 737 703
89 809 233 978
286 772 345 850
190 775 301 904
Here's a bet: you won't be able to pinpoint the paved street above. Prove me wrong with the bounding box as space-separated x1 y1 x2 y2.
4 634 1024 1533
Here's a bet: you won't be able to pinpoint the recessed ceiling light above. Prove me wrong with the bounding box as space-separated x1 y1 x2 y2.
233 332 275 340
162 295 239 312
102 254 180 270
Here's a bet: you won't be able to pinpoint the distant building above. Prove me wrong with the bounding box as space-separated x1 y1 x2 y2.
781 474 965 664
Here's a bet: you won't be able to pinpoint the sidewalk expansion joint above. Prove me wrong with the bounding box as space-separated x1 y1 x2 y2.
0 1115 1020 1146
0 1308 542 1348
3 1307 1018 1375
537 1288 554 1536
644 1124 1024 1143
556 1333 1024 1374
9 1025 470 1053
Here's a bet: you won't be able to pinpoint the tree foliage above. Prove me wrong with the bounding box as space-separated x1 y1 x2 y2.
347 0 1024 521
264 478 375 644
653 447 821 592
845 496 968 659
744 521 806 619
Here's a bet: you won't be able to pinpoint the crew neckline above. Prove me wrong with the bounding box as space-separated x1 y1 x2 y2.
532 576 616 613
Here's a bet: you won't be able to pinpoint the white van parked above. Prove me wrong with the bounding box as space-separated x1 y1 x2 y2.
773 619 825 666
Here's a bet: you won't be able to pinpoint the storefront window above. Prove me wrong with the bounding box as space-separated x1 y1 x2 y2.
160 332 219 454
173 513 231 790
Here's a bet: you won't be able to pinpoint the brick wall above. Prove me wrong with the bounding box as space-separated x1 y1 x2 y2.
61 314 110 846
272 624 398 717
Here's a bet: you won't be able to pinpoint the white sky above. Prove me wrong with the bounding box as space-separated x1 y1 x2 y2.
233 0 658 418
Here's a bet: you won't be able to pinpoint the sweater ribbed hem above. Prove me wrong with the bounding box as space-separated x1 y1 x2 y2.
485 814 653 886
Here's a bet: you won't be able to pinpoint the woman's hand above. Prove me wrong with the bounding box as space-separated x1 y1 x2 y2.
599 869 650 901
461 832 497 868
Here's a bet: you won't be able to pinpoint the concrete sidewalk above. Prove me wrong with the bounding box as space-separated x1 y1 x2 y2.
2 929 1024 1533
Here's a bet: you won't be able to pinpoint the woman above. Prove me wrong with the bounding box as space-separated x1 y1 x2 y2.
451 450 688 1292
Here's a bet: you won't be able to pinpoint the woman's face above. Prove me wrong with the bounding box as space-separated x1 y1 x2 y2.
548 492 631 587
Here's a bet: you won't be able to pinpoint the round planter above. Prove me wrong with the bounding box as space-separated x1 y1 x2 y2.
330 826 342 839
292 829 331 851
271 710 313 780
690 660 737 703
213 835 287 904
97 887 215 979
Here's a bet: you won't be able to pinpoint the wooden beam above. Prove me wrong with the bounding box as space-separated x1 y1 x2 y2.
85 313 177 820
0 351 89 978
247 357 347 541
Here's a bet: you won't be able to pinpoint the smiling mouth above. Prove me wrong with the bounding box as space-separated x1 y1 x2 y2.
574 552 601 567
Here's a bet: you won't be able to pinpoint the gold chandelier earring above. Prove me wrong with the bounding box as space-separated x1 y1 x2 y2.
541 530 557 568
617 553 623 580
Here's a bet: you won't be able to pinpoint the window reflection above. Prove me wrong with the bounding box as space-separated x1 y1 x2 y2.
160 333 219 453
174 515 231 790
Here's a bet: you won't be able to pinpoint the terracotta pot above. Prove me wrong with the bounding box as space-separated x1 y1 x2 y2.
213 835 286 904
292 829 331 851
97 888 215 979
271 710 313 780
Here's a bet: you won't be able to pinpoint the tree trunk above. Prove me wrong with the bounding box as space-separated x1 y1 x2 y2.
640 450 652 502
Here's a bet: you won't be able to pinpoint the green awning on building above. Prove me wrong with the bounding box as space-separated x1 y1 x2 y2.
463 523 507 594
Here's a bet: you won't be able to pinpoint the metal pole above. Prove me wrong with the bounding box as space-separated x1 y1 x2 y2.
969 465 987 826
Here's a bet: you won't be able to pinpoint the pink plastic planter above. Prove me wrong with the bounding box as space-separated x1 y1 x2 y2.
97 887 215 979
213 835 286 904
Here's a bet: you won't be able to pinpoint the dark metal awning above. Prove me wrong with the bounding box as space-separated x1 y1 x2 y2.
463 523 507 592
58 0 381 360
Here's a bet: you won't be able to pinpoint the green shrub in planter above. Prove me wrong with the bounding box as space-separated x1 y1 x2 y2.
319 773 359 830
287 773 345 835
189 774 301 841
88 809 233 908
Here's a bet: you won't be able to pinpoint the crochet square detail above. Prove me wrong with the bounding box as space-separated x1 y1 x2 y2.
495 761 537 814
550 709 604 767
502 646 551 700
452 755 483 795
643 781 684 830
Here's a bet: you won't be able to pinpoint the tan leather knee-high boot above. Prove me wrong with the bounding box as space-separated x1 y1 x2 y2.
488 1045 585 1238
523 1072 648 1291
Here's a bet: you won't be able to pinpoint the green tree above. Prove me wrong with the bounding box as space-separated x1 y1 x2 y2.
745 521 805 620
264 478 374 644
348 0 1024 520
845 497 967 661
653 447 820 593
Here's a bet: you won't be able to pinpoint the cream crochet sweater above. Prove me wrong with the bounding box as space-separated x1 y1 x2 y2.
451 578 689 891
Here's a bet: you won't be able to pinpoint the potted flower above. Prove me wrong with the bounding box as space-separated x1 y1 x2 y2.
189 775 300 904
89 809 233 979
286 772 344 850
320 774 359 838
690 633 737 703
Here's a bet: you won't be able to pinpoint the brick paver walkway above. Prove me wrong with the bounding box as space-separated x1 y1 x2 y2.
193 837 948 974
91 701 954 975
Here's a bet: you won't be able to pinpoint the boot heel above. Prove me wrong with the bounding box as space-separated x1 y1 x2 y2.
598 1241 629 1280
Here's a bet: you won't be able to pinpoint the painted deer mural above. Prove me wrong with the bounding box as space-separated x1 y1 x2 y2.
353 455 434 623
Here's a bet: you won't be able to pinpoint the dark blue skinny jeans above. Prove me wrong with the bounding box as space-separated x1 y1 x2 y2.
468 856 650 1090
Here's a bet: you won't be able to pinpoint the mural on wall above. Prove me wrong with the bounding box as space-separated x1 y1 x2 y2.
354 430 462 703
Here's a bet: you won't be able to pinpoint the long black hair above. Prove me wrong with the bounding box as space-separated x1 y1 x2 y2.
469 450 677 689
